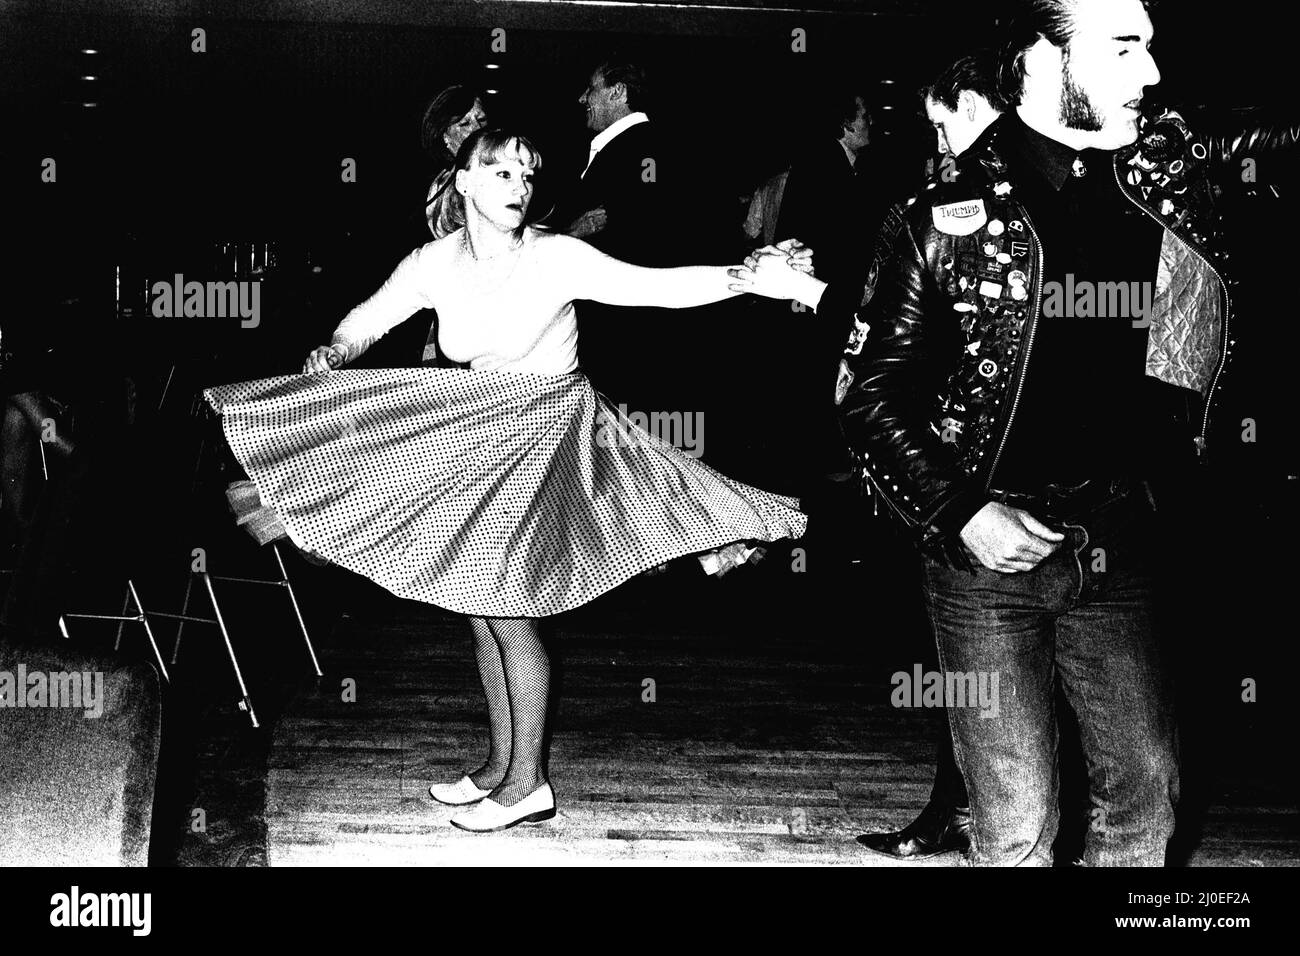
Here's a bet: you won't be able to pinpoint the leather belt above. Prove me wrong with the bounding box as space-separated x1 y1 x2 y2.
987 476 1140 521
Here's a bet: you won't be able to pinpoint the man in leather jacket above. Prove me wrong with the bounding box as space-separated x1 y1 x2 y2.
852 51 1007 861
734 0 1283 865
859 35 1300 861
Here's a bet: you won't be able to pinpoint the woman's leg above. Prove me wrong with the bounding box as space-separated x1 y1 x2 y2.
485 616 550 805
466 616 511 789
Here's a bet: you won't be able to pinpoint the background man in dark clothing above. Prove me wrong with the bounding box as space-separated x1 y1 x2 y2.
567 57 671 266
563 56 677 409
776 90 881 297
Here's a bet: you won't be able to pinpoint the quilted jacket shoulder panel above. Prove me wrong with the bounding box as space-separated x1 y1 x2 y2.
1147 231 1223 398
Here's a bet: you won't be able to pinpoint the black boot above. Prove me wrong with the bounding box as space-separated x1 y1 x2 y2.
856 801 971 859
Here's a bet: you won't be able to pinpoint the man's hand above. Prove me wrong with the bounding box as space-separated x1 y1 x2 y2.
728 246 825 307
959 502 1066 573
567 206 608 239
303 345 344 374
773 238 815 276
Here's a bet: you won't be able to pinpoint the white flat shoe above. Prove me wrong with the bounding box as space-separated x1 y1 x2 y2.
449 783 556 832
429 775 493 806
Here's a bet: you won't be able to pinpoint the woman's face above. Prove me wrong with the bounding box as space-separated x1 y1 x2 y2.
443 99 487 157
457 148 536 232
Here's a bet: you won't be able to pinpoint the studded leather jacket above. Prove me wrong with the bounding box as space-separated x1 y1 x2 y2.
827 108 1297 565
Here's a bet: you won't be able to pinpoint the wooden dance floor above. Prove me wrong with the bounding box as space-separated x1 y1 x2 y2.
265 576 1298 866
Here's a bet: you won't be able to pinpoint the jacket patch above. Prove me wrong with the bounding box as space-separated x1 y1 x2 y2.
932 199 988 236
843 314 871 356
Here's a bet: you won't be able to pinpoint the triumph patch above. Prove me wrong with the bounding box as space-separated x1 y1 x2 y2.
932 199 988 236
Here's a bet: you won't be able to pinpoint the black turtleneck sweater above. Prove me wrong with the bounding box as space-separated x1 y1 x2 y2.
990 112 1165 491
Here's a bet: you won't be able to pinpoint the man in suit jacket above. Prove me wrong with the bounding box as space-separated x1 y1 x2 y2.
567 58 672 267
565 58 679 404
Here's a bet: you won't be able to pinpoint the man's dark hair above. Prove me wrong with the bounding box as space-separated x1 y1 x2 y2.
594 56 648 111
828 90 874 141
923 50 1010 113
995 0 1152 105
995 0 1079 106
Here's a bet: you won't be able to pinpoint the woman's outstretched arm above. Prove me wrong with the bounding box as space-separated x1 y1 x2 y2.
553 234 740 309
322 245 438 366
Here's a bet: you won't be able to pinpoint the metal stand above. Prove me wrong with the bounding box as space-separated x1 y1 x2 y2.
160 542 324 729
59 579 171 682
48 350 323 729
205 542 323 680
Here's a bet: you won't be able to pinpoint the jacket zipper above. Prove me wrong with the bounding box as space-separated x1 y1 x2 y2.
1112 159 1232 454
983 209 1045 491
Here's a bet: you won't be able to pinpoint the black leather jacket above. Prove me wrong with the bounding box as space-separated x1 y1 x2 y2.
825 108 1298 565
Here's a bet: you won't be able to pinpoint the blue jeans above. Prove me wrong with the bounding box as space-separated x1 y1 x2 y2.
922 488 1178 866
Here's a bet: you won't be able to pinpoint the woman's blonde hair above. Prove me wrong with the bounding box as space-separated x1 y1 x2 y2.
428 128 544 240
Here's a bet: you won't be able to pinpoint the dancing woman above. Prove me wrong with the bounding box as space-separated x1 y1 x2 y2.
207 129 808 832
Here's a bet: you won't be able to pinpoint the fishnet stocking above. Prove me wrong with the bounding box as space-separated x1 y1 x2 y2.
465 615 550 806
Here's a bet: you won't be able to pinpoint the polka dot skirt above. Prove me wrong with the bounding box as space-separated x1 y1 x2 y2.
204 368 807 617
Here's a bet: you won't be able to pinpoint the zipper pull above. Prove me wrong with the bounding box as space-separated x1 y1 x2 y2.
1193 436 1207 457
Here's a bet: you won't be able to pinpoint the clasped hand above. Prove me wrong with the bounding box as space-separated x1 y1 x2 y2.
727 238 815 299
